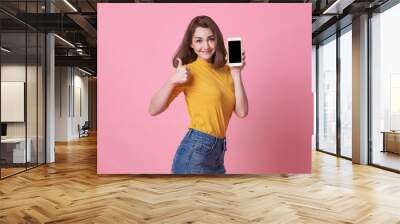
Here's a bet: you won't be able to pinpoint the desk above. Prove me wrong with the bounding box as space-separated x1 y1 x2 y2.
1 138 32 163
381 131 400 154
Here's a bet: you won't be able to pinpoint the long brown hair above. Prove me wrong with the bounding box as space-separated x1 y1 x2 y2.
172 15 227 69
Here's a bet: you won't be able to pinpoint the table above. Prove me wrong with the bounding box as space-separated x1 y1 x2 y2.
1 138 32 164
381 131 400 154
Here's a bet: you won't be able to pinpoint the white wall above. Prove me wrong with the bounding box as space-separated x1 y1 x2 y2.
72 73 89 138
1 65 26 132
55 67 89 141
55 66 69 141
1 65 41 137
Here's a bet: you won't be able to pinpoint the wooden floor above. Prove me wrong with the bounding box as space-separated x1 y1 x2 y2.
0 167 26 178
1 134 400 223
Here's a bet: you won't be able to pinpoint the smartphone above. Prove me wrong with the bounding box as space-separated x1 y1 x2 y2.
227 37 242 67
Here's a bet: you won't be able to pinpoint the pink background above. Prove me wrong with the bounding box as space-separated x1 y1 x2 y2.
98 3 312 174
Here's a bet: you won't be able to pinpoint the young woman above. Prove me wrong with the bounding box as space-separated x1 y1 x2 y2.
148 15 248 174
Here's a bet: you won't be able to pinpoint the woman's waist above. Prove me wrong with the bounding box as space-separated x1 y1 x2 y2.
186 127 226 143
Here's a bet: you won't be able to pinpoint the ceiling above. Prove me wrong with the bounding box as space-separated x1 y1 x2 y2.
0 0 392 75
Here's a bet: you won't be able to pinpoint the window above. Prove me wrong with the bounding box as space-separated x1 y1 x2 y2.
371 2 400 171
317 35 337 154
339 27 352 158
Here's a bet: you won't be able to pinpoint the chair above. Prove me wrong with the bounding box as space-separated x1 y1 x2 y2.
79 121 90 138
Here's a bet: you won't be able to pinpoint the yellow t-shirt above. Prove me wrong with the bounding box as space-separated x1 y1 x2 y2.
168 58 235 138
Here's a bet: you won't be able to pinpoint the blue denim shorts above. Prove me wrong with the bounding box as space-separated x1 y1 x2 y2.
171 128 227 174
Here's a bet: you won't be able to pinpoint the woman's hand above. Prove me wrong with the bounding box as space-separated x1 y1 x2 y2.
228 51 246 76
169 58 190 86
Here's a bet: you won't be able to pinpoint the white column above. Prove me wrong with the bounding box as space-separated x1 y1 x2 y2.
352 14 369 164
46 1 55 163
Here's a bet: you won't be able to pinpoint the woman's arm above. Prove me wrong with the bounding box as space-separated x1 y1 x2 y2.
230 51 248 118
148 79 178 116
148 58 189 116
232 72 248 118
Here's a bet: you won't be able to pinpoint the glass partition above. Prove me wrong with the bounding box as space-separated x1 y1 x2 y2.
1 31 28 177
317 35 337 154
0 1 46 179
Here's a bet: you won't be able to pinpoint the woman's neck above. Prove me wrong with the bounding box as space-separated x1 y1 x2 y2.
197 57 212 64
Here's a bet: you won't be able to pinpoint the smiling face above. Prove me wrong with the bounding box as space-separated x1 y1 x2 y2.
190 27 216 62
173 16 227 68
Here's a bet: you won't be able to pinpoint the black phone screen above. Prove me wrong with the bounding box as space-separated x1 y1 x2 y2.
228 40 241 63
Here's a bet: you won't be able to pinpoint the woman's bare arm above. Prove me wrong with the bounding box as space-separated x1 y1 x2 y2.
148 80 177 116
232 72 248 118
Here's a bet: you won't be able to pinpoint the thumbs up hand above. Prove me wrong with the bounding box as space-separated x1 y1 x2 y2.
169 57 190 86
